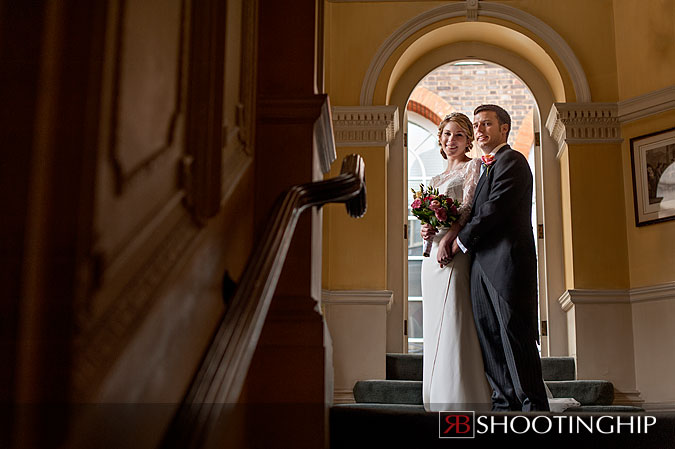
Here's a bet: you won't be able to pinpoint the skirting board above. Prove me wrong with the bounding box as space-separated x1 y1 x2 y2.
642 402 675 412
614 389 645 407
334 388 356 404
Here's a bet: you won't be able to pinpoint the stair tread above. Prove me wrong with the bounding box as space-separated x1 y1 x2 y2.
354 378 615 406
386 353 576 381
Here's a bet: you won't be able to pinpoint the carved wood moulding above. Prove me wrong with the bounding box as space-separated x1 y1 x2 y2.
221 0 258 199
73 206 199 399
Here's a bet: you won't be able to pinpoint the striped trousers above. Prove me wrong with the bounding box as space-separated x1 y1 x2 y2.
470 261 549 412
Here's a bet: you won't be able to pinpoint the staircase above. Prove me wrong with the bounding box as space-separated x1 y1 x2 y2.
329 355 665 449
349 354 636 412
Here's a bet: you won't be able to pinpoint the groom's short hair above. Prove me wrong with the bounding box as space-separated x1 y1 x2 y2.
474 104 511 139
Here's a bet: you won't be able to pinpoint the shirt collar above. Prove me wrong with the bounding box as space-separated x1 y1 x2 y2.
488 143 508 156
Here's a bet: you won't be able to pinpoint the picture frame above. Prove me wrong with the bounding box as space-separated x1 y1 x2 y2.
630 127 675 226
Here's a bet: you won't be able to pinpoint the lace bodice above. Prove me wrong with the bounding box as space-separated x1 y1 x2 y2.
429 158 481 226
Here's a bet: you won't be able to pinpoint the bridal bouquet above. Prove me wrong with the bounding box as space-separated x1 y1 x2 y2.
410 184 462 257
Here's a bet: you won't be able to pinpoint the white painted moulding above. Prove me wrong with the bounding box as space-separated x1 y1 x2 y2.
332 106 399 146
558 281 675 311
322 289 394 309
618 85 675 124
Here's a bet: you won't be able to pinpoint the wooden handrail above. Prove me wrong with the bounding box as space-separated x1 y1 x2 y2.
162 154 366 448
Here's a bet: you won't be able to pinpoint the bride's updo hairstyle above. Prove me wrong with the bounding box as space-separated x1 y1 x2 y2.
437 112 474 159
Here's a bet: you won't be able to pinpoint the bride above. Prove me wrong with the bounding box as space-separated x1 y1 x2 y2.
420 112 491 412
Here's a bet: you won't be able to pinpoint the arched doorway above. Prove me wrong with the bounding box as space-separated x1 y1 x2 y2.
360 6 589 357
405 60 539 354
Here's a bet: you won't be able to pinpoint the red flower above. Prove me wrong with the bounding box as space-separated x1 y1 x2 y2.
435 207 448 222
481 154 496 174
481 154 496 166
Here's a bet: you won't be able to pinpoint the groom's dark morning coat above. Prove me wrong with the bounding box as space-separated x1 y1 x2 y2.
457 144 547 410
458 145 538 338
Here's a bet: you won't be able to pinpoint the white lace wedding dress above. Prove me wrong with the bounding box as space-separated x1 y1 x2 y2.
421 158 492 412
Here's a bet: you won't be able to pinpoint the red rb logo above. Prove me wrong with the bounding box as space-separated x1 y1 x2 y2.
439 411 475 439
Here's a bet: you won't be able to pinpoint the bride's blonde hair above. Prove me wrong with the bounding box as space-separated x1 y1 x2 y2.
437 112 474 159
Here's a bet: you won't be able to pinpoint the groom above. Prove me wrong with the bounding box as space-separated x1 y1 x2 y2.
452 104 549 412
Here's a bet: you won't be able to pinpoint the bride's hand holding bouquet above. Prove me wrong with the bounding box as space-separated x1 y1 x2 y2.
410 184 462 257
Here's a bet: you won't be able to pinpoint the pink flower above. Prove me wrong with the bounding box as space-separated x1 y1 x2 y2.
429 200 441 210
481 154 496 174
411 198 422 209
450 204 458 215
435 207 447 222
481 154 496 166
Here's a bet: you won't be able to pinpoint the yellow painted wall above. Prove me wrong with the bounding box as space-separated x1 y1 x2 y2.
613 0 675 100
621 110 675 288
568 143 630 289
322 146 387 290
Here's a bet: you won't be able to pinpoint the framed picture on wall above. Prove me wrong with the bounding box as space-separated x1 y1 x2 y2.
630 127 675 226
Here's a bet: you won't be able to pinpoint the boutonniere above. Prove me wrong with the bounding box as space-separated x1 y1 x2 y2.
481 154 496 174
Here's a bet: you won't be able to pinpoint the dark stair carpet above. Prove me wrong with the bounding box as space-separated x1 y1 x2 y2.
375 353 641 412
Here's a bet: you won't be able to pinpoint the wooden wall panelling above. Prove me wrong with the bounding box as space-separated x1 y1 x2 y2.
2 0 257 447
71 0 258 428
108 0 185 195
92 0 187 300
75 0 192 402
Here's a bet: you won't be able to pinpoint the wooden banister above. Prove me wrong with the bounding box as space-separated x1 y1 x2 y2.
162 154 366 448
